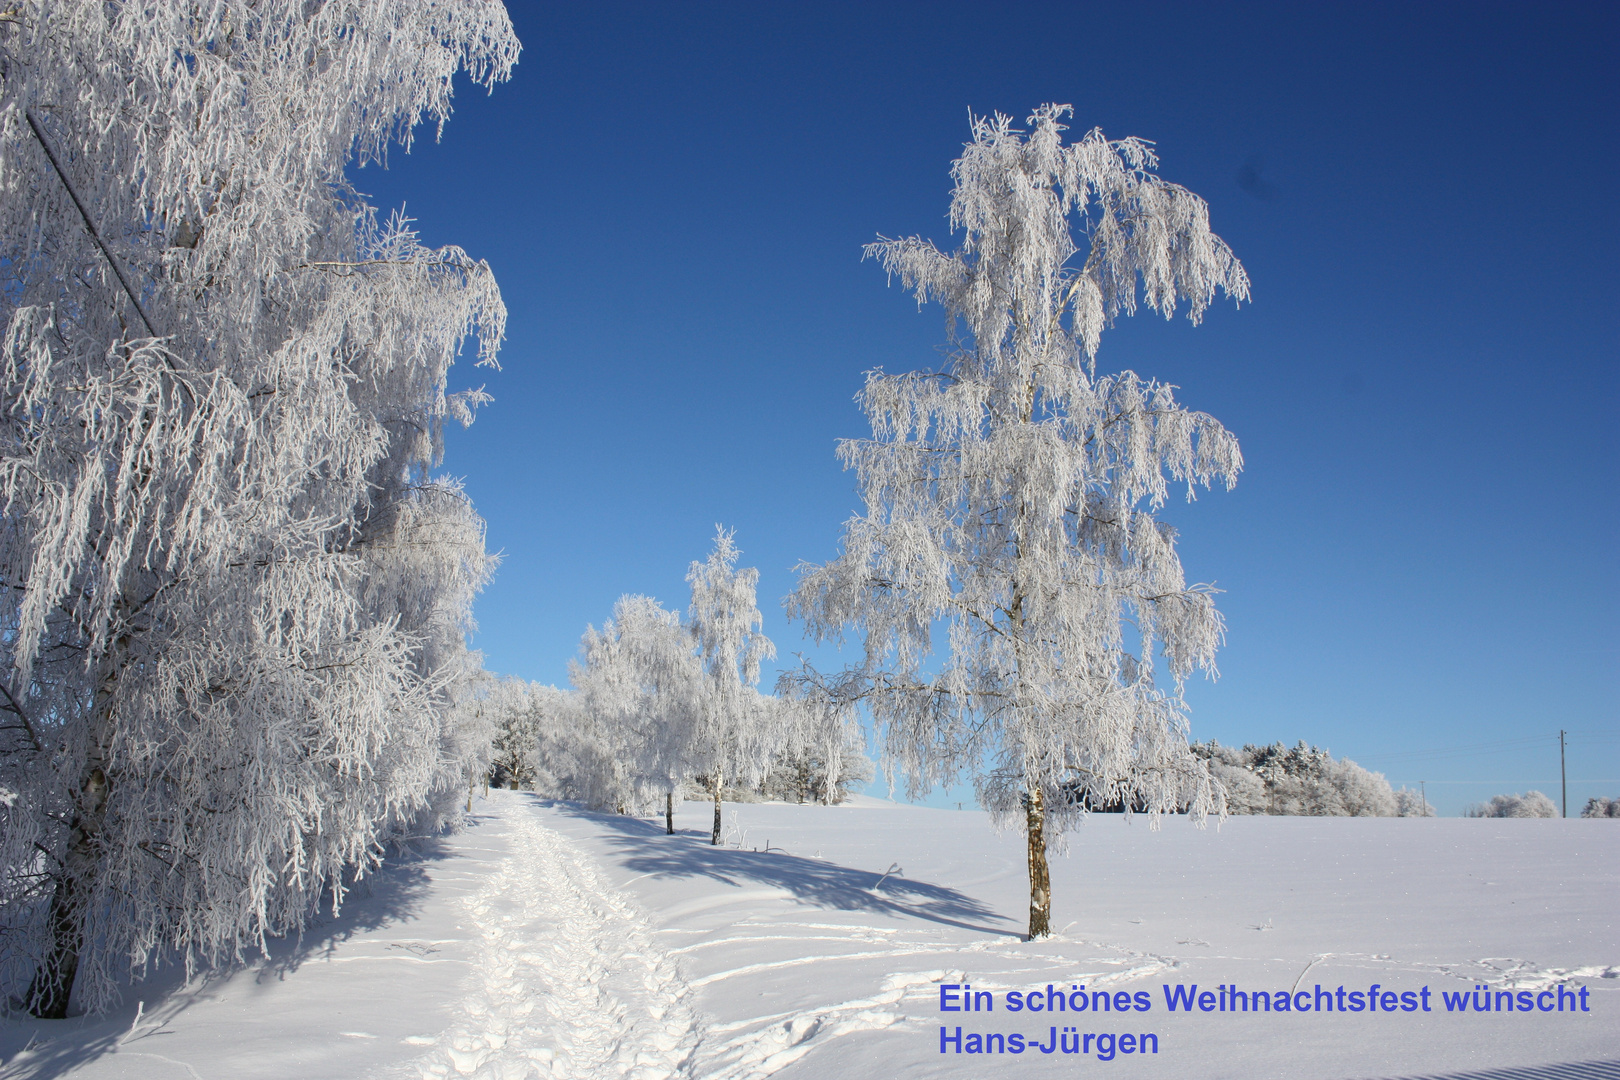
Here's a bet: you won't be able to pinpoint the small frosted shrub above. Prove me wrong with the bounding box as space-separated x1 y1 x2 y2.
1466 791 1558 818
1580 796 1619 819
1394 789 1437 817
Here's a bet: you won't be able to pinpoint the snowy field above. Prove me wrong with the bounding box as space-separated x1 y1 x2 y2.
1 790 1615 1080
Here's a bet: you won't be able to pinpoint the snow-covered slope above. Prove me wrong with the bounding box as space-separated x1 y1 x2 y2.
2 791 1615 1079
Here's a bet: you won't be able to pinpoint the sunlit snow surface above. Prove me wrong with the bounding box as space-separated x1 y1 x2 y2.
1 790 1615 1079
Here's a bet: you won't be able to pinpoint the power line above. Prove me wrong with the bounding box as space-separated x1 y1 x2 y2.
1387 779 1619 785
1359 730 1617 768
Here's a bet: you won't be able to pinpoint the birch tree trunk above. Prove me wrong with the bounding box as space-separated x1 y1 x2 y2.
26 766 107 1018
1025 789 1051 940
26 632 125 1016
711 779 723 845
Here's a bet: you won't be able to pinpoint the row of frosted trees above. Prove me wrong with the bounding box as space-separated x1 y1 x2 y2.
0 1 519 1016
485 531 868 843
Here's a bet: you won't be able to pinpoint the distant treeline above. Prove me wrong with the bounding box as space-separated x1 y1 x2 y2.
1180 741 1430 817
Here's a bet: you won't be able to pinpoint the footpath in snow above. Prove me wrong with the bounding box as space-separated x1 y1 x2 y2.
0 790 1616 1080
0 793 707 1080
413 800 700 1079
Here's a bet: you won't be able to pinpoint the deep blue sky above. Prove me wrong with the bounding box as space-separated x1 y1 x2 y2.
357 1 1617 815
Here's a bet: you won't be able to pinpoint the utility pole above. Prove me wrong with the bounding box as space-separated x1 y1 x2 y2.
1420 780 1427 817
1559 730 1567 818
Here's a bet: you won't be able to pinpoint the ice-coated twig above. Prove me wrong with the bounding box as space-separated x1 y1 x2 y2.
873 862 903 891
1291 954 1328 993
119 1000 162 1044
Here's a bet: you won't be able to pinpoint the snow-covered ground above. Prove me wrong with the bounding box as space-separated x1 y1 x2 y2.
1 790 1615 1079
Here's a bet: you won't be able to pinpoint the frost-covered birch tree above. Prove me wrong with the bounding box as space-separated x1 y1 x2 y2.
773 678 871 805
572 595 700 831
687 529 775 844
788 105 1249 938
0 0 516 1015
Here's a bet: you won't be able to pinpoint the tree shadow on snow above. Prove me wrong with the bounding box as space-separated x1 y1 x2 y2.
0 1020 122 1080
1362 1062 1620 1080
544 799 1011 936
0 821 473 1078
248 827 463 982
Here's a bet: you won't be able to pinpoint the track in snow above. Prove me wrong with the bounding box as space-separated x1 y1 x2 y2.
413 803 702 1080
408 801 1186 1080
